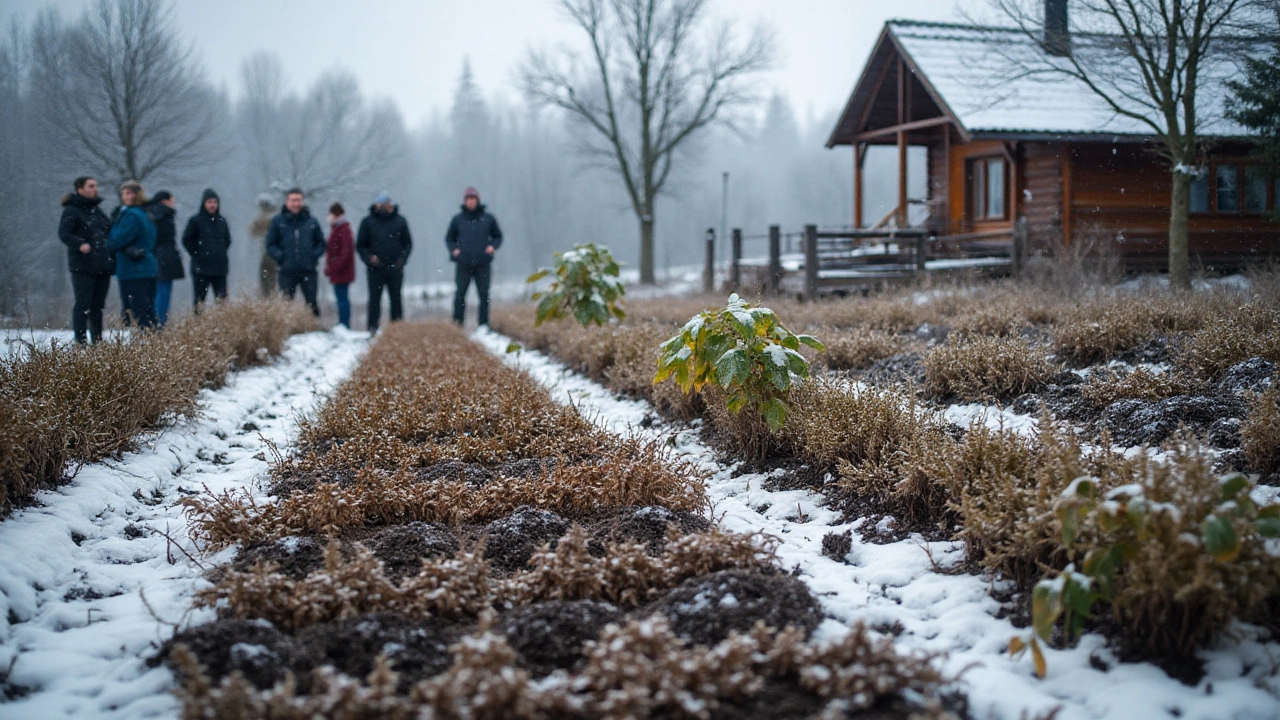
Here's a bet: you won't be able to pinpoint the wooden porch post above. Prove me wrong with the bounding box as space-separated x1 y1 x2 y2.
768 225 781 294
896 57 909 228
854 143 864 228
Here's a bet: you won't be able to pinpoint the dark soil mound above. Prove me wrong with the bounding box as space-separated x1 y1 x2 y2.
651 570 824 647
862 352 925 387
1117 335 1181 365
415 460 494 485
1011 371 1090 421
1103 394 1246 447
1215 357 1276 394
495 457 560 479
234 535 327 579
365 522 459 579
293 613 455 689
482 506 570 571
498 600 621 676
161 618 296 690
821 530 852 562
588 505 710 555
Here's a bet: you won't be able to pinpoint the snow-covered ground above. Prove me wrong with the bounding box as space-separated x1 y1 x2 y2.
0 329 367 719
474 328 1280 720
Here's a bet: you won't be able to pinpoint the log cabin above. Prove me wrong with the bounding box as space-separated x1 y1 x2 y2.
825 0 1280 269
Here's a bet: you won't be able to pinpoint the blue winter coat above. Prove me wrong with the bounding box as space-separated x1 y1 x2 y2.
107 206 158 281
265 206 326 274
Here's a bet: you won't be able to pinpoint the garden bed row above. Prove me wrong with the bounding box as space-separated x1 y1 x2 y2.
169 322 962 719
0 298 319 517
489 276 1280 684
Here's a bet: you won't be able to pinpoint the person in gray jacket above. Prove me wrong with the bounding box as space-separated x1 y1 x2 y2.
265 187 326 316
445 186 502 326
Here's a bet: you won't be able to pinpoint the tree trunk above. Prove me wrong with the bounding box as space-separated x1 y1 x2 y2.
639 216 656 284
1168 170 1192 291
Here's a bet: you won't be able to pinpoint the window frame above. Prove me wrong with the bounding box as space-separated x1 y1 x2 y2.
967 155 1009 222
1189 161 1275 216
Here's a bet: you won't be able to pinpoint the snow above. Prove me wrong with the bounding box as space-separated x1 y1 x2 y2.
0 329 367 719
475 327 1280 720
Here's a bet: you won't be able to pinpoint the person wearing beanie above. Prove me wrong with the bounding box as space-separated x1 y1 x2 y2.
356 191 412 333
182 188 232 308
444 186 502 326
145 190 184 326
324 202 356 328
58 176 114 344
106 179 159 328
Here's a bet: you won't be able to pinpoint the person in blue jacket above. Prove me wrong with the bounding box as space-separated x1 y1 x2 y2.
106 180 159 329
445 186 502 327
265 187 326 316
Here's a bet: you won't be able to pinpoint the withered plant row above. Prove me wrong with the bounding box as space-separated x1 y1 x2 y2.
0 298 319 516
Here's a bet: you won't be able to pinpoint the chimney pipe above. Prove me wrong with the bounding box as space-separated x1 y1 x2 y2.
1044 0 1070 57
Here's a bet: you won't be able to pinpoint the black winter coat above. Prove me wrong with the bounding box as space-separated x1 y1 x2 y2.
445 204 502 267
146 201 185 281
58 193 115 275
182 210 232 276
356 205 413 270
266 206 326 274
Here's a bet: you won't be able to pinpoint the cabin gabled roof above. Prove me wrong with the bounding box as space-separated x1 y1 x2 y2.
828 20 1256 147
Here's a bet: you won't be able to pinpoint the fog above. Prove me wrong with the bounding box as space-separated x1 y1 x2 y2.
0 0 967 320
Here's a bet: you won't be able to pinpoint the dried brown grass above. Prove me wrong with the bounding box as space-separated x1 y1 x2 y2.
1176 303 1280 380
1242 384 1280 476
1079 367 1201 409
0 298 318 516
924 335 1057 402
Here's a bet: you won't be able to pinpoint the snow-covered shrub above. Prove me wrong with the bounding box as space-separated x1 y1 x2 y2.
527 243 626 327
923 334 1056 402
656 294 824 433
1030 446 1280 668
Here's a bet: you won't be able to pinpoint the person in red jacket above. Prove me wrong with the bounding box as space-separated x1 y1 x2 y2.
324 202 356 328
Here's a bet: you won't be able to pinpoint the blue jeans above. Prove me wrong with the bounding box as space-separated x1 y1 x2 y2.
154 279 173 326
333 283 350 328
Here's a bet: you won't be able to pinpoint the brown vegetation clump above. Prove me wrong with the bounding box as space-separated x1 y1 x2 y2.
1176 303 1280 381
0 298 318 516
924 335 1057 403
817 327 908 371
1241 384 1280 477
1080 366 1201 409
172 617 956 720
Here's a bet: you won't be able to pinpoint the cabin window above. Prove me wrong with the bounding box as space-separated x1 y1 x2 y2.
1245 171 1268 214
1190 171 1209 213
1215 164 1240 213
968 157 1007 221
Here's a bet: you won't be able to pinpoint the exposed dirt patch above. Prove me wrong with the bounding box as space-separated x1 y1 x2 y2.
586 505 711 555
1103 394 1246 447
821 529 853 562
161 618 298 690
293 613 458 691
1116 334 1182 365
363 522 460 579
233 536 327 579
862 352 926 387
1215 357 1276 395
481 506 570 571
498 600 622 676
650 570 825 647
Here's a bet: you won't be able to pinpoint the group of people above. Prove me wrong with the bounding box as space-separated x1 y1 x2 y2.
59 178 504 344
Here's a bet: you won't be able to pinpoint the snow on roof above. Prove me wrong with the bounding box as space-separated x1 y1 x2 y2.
889 20 1252 138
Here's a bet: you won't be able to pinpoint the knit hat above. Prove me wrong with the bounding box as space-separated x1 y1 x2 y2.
375 191 392 205
463 186 479 200
152 190 173 203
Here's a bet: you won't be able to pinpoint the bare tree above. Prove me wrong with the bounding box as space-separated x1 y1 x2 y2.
29 0 221 185
238 52 409 200
522 0 775 284
991 0 1268 290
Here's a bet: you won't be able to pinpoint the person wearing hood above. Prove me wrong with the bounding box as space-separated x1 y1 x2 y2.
324 202 355 328
356 191 412 333
58 176 115 344
182 188 232 309
145 190 183 326
265 187 326 316
444 186 502 327
106 179 159 329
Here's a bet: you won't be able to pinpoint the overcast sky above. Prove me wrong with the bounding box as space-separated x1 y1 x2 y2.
4 0 982 128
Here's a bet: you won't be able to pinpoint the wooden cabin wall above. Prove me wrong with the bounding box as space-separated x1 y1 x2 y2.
1020 143 1066 252
946 139 1014 235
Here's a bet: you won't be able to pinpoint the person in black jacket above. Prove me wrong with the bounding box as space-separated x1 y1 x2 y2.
58 176 115 344
145 191 184 326
445 186 502 327
356 192 412 333
182 188 232 309
265 188 326 316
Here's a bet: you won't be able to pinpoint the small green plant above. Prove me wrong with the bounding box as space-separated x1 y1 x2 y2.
1013 472 1280 677
527 243 626 327
655 294 823 430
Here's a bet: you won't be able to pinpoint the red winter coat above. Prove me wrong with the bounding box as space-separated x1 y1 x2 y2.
324 218 356 284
